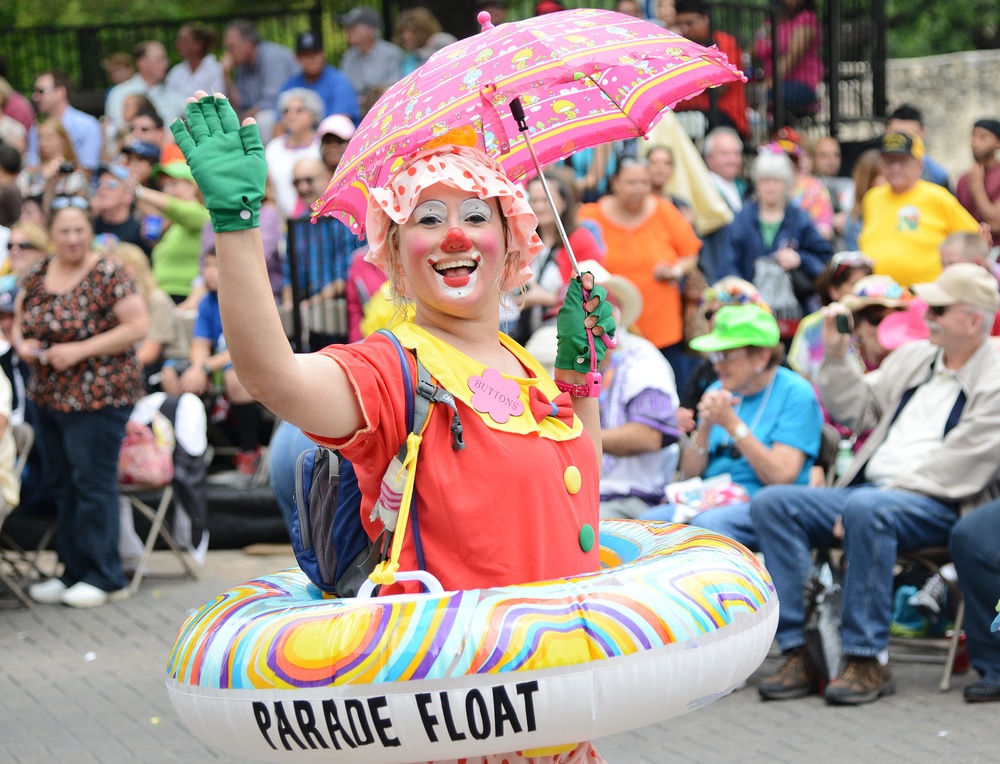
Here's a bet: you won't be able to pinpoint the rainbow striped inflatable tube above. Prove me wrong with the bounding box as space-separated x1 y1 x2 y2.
166 521 777 763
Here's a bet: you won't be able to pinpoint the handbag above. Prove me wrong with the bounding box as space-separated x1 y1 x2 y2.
117 411 175 486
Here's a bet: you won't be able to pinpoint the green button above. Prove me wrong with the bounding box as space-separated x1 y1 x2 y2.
579 523 595 553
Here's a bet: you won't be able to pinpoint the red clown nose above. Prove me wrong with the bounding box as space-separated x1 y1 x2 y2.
442 227 473 252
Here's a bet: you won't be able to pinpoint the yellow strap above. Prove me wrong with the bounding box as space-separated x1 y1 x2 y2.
368 432 422 586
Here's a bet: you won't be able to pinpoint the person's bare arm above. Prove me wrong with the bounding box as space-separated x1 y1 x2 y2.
602 422 664 457
966 164 1000 232
777 22 817 79
214 228 363 438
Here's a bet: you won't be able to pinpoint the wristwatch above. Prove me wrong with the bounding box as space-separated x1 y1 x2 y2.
731 422 751 443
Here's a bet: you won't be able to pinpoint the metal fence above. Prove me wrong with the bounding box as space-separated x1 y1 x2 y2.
1 0 886 142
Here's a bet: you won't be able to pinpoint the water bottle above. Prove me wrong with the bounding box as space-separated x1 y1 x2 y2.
834 439 854 479
143 214 164 243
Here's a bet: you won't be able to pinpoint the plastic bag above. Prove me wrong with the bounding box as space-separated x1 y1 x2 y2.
117 412 174 486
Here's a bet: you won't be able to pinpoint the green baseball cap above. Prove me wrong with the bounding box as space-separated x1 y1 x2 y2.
688 304 781 352
152 161 195 184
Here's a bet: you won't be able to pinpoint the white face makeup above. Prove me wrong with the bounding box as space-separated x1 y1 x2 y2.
413 197 494 300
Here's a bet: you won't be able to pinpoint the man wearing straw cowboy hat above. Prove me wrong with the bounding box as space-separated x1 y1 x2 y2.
753 262 1000 706
525 263 682 521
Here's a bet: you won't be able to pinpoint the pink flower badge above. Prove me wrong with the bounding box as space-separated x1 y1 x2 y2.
468 367 524 424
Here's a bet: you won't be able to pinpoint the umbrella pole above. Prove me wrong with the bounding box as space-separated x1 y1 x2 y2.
510 97 581 278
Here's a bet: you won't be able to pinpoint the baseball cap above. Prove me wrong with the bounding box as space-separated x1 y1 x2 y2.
296 31 323 55
338 7 382 31
153 161 196 184
121 139 161 163
317 114 356 142
95 163 130 182
688 304 781 352
911 262 1000 313
880 131 925 161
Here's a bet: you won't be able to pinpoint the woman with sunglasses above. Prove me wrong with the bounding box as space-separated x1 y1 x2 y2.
645 303 822 551
265 89 323 219
5 222 49 283
788 250 874 385
16 203 149 608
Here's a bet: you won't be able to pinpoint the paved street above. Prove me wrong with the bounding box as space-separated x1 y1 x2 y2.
1 548 994 763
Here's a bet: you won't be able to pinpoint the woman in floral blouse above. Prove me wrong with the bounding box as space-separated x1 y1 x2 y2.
14 204 149 608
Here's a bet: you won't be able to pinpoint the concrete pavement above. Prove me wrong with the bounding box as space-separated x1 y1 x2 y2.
1 548 994 763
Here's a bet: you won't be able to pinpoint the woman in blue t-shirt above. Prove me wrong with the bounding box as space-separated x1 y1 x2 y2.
645 303 822 549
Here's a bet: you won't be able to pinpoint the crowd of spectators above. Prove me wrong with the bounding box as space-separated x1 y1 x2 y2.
0 2 996 712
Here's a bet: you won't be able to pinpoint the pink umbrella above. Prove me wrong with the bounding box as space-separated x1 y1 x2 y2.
314 7 745 237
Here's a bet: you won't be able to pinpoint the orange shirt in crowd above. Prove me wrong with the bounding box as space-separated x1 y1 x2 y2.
579 198 701 349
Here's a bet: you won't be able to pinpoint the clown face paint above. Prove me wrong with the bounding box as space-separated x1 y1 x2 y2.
399 186 505 307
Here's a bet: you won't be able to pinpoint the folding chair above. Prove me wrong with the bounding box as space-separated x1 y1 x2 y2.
889 546 965 692
0 423 38 607
120 481 199 595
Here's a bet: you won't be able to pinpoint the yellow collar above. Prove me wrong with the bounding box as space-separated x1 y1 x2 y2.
391 323 582 440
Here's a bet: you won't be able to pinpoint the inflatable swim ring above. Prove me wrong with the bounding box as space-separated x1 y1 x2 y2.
167 521 777 763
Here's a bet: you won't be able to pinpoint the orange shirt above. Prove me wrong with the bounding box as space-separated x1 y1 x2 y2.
579 198 701 348
312 324 600 595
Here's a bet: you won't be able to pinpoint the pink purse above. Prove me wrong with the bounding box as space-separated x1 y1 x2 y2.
117 416 174 486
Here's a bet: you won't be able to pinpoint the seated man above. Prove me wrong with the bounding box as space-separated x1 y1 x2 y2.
950 496 1000 702
751 263 1000 705
591 267 682 519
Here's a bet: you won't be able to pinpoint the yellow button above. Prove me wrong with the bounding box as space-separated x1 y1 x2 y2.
564 465 581 494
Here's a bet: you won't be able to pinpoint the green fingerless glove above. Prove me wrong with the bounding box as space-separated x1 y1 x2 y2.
554 276 617 373
170 96 267 233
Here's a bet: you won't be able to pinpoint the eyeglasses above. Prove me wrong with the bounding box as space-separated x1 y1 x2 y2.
707 348 749 365
50 196 90 211
7 242 39 252
97 179 123 190
927 305 952 317
292 175 320 186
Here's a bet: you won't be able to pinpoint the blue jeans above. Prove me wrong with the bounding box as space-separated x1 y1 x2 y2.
750 485 958 656
267 420 314 534
950 499 1000 684
689 501 757 550
34 404 132 592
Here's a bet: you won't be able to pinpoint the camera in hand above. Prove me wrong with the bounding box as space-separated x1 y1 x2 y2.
835 314 851 334
58 161 76 174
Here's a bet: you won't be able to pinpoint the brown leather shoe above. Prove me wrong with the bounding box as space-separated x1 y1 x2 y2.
824 657 896 705
758 647 820 700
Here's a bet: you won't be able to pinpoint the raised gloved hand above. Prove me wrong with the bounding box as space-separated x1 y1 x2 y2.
170 94 267 233
554 274 616 373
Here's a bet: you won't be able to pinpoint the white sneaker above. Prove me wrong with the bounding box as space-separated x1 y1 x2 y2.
61 582 117 608
28 578 67 604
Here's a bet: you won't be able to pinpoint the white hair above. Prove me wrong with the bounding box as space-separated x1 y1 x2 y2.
277 88 325 128
751 151 794 188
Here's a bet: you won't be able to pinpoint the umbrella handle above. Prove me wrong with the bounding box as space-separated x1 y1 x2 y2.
511 97 615 352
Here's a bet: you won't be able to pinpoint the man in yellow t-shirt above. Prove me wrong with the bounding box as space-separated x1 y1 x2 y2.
859 132 979 287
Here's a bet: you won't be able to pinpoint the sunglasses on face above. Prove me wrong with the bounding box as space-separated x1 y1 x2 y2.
97 179 123 190
854 309 890 326
7 242 40 252
927 304 952 317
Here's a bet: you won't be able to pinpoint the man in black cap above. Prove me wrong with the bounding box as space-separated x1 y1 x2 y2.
337 7 403 116
120 138 161 187
279 31 360 124
956 118 1000 241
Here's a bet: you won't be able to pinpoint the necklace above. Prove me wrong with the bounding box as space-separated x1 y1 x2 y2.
723 368 777 445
